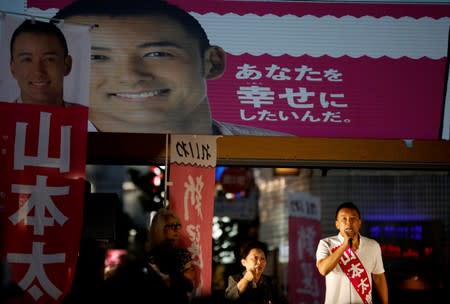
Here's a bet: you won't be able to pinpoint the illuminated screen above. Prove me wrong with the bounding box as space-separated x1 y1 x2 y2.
0 0 449 138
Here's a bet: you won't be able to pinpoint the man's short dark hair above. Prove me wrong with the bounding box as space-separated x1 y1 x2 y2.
54 0 211 56
239 240 268 260
335 201 361 219
10 19 69 59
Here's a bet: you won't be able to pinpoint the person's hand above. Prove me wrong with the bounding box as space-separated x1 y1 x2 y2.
243 268 255 283
344 228 354 248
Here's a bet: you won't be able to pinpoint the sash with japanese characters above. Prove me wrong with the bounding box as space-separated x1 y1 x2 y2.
333 245 372 304
168 135 217 298
0 102 88 303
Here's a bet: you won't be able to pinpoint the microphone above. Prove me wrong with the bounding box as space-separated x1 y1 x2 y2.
348 238 353 248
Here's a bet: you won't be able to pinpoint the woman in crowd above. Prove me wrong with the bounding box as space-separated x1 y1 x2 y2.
225 240 288 304
147 207 182 252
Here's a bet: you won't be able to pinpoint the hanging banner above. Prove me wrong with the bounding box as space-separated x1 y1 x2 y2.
169 134 217 298
0 102 88 303
287 191 324 304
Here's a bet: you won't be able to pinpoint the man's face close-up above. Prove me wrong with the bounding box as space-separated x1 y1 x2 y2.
10 33 70 105
335 208 361 238
66 15 209 133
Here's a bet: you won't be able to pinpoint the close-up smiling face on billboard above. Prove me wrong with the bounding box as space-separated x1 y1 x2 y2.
54 1 228 134
68 15 215 133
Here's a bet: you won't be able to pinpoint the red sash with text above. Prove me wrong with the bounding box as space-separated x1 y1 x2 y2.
333 245 372 304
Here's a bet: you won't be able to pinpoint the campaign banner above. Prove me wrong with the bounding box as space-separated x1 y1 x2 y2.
8 0 450 139
169 135 217 297
171 0 450 139
0 102 88 303
287 191 324 304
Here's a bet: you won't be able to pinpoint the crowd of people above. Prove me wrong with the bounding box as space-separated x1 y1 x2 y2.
66 202 390 304
2 201 390 304
51 206 288 304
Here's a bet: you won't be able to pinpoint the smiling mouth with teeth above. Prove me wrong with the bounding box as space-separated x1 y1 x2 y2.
111 89 169 99
30 81 50 86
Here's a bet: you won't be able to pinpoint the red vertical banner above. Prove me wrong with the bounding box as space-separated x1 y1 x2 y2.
0 102 88 303
287 191 324 304
168 135 217 298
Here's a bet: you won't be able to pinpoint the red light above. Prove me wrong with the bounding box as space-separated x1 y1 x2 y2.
105 249 127 267
424 246 433 257
152 176 161 187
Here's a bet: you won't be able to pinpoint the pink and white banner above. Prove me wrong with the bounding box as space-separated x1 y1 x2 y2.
0 102 88 303
169 135 217 298
288 191 324 304
171 0 450 139
5 0 449 139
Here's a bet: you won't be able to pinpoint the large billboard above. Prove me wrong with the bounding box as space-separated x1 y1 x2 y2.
1 0 449 138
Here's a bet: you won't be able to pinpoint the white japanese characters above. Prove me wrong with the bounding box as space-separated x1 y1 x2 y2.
235 63 349 125
6 111 72 300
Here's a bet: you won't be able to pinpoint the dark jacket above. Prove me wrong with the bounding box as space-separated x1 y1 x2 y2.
224 271 288 304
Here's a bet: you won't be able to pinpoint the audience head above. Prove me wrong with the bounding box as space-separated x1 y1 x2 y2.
240 240 268 260
239 240 268 279
147 208 182 251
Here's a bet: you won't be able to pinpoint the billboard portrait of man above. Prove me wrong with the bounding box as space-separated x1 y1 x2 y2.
0 13 91 107
53 0 288 135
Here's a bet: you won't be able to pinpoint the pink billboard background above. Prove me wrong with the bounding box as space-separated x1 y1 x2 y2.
15 0 450 139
